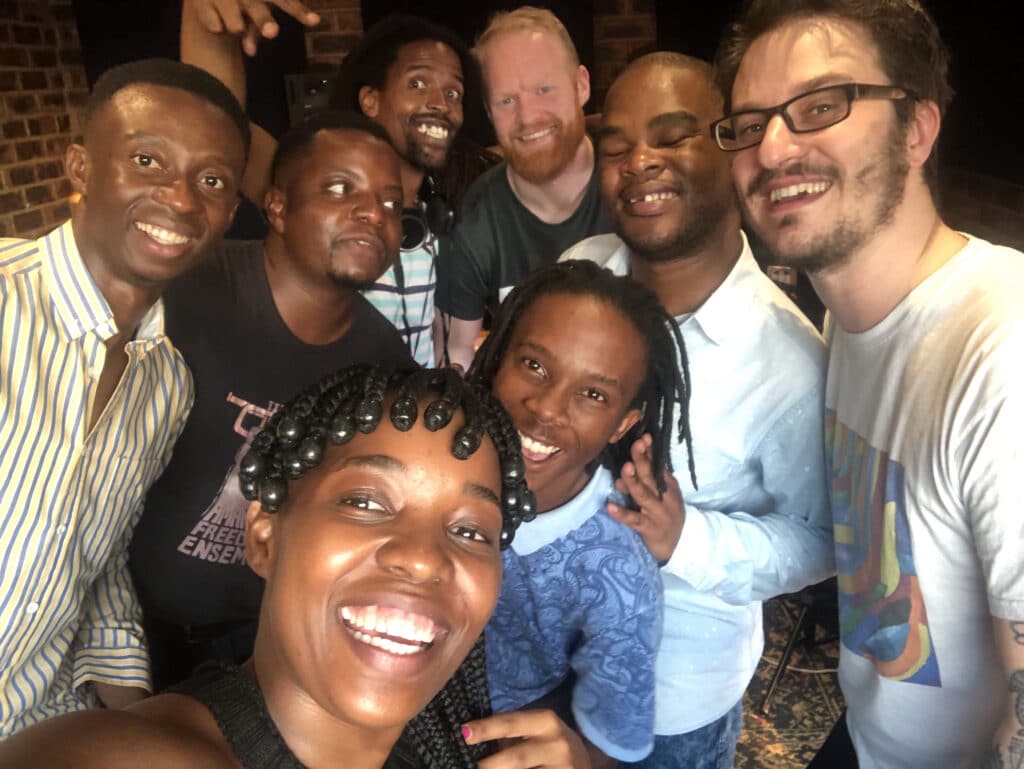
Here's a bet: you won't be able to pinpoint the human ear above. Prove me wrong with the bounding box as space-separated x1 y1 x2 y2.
359 85 381 119
65 143 89 196
576 64 591 109
608 406 643 445
245 500 278 578
264 186 287 235
905 99 941 170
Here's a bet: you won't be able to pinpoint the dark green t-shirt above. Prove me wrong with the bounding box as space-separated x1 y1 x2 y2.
436 161 611 320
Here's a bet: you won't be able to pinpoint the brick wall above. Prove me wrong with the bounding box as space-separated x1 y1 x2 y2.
304 0 363 69
592 0 656 111
0 0 86 239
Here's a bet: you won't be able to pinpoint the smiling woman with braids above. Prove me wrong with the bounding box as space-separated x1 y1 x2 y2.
466 259 697 769
0 364 594 769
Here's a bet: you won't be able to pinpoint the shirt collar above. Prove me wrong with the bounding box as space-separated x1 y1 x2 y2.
677 231 759 347
43 220 167 347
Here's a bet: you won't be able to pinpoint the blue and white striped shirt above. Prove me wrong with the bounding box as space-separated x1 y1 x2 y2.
0 221 193 736
363 236 437 367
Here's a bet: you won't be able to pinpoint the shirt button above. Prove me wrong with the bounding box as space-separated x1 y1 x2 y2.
25 602 39 615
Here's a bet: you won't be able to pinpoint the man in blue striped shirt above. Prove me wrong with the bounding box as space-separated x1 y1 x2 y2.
0 59 248 735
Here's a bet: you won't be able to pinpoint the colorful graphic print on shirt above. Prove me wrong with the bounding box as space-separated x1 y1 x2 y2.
827 410 941 687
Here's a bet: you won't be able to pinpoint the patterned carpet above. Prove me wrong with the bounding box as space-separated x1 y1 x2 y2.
736 588 845 768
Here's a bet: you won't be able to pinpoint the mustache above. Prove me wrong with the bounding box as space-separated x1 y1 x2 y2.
746 163 840 198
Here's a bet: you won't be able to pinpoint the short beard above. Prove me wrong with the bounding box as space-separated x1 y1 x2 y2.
620 185 735 263
504 110 586 184
404 136 449 172
746 122 909 274
330 272 378 292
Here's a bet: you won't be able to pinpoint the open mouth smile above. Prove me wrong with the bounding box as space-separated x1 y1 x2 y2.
518 430 561 462
769 181 832 204
341 605 438 657
134 221 192 246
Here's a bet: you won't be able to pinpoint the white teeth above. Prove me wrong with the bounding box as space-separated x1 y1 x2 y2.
770 181 830 204
518 431 559 455
135 222 190 245
417 123 449 139
341 605 438 652
639 192 677 203
519 126 555 142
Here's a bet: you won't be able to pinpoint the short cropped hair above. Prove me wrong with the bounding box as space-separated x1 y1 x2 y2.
269 110 394 186
330 14 475 113
85 58 250 155
715 0 953 193
473 6 580 69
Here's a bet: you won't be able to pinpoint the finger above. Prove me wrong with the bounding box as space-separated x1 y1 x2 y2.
463 710 560 745
618 460 661 505
477 738 572 769
239 0 279 37
210 0 247 33
630 433 659 493
192 1 226 33
272 0 321 26
606 500 647 532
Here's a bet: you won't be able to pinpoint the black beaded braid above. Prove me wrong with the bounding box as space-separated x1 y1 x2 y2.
469 259 698 492
238 363 533 548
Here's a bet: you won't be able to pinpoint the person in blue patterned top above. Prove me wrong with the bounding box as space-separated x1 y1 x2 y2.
468 260 698 768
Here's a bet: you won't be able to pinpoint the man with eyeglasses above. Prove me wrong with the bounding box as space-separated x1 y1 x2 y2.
560 52 833 769
716 2 1024 768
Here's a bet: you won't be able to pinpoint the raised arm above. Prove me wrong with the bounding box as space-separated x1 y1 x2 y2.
180 0 319 204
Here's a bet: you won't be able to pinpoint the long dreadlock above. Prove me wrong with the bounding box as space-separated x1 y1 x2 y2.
469 259 698 492
237 363 534 769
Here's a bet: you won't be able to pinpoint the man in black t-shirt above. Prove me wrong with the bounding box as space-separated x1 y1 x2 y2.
129 113 412 690
436 8 612 370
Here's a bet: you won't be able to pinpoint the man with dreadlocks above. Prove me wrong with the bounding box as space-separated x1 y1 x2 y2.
467 259 698 767
561 53 833 768
1 363 587 769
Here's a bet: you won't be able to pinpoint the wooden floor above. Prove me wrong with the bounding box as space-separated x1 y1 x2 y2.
735 594 844 769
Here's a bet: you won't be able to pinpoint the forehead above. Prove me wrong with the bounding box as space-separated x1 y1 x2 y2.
93 83 242 147
605 65 717 125
733 16 886 108
480 30 574 83
513 292 647 380
385 39 463 86
305 129 400 177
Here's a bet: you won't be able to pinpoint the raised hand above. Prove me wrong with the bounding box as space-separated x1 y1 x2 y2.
606 432 685 563
188 0 320 55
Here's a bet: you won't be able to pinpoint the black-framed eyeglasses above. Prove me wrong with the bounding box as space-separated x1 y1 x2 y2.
710 83 914 152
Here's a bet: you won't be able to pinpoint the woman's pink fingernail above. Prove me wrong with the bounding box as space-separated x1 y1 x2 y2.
461 725 472 740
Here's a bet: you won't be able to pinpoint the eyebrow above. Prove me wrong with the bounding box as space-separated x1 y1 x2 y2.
124 131 238 168
337 454 501 509
519 341 627 392
731 73 856 113
597 110 700 141
404 63 464 84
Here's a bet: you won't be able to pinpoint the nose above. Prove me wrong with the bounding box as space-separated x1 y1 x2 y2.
375 530 455 585
352 193 384 226
756 114 805 170
153 177 200 214
423 83 448 114
524 383 570 427
624 143 663 178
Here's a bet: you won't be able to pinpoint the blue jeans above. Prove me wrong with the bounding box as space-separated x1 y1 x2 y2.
624 700 743 769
